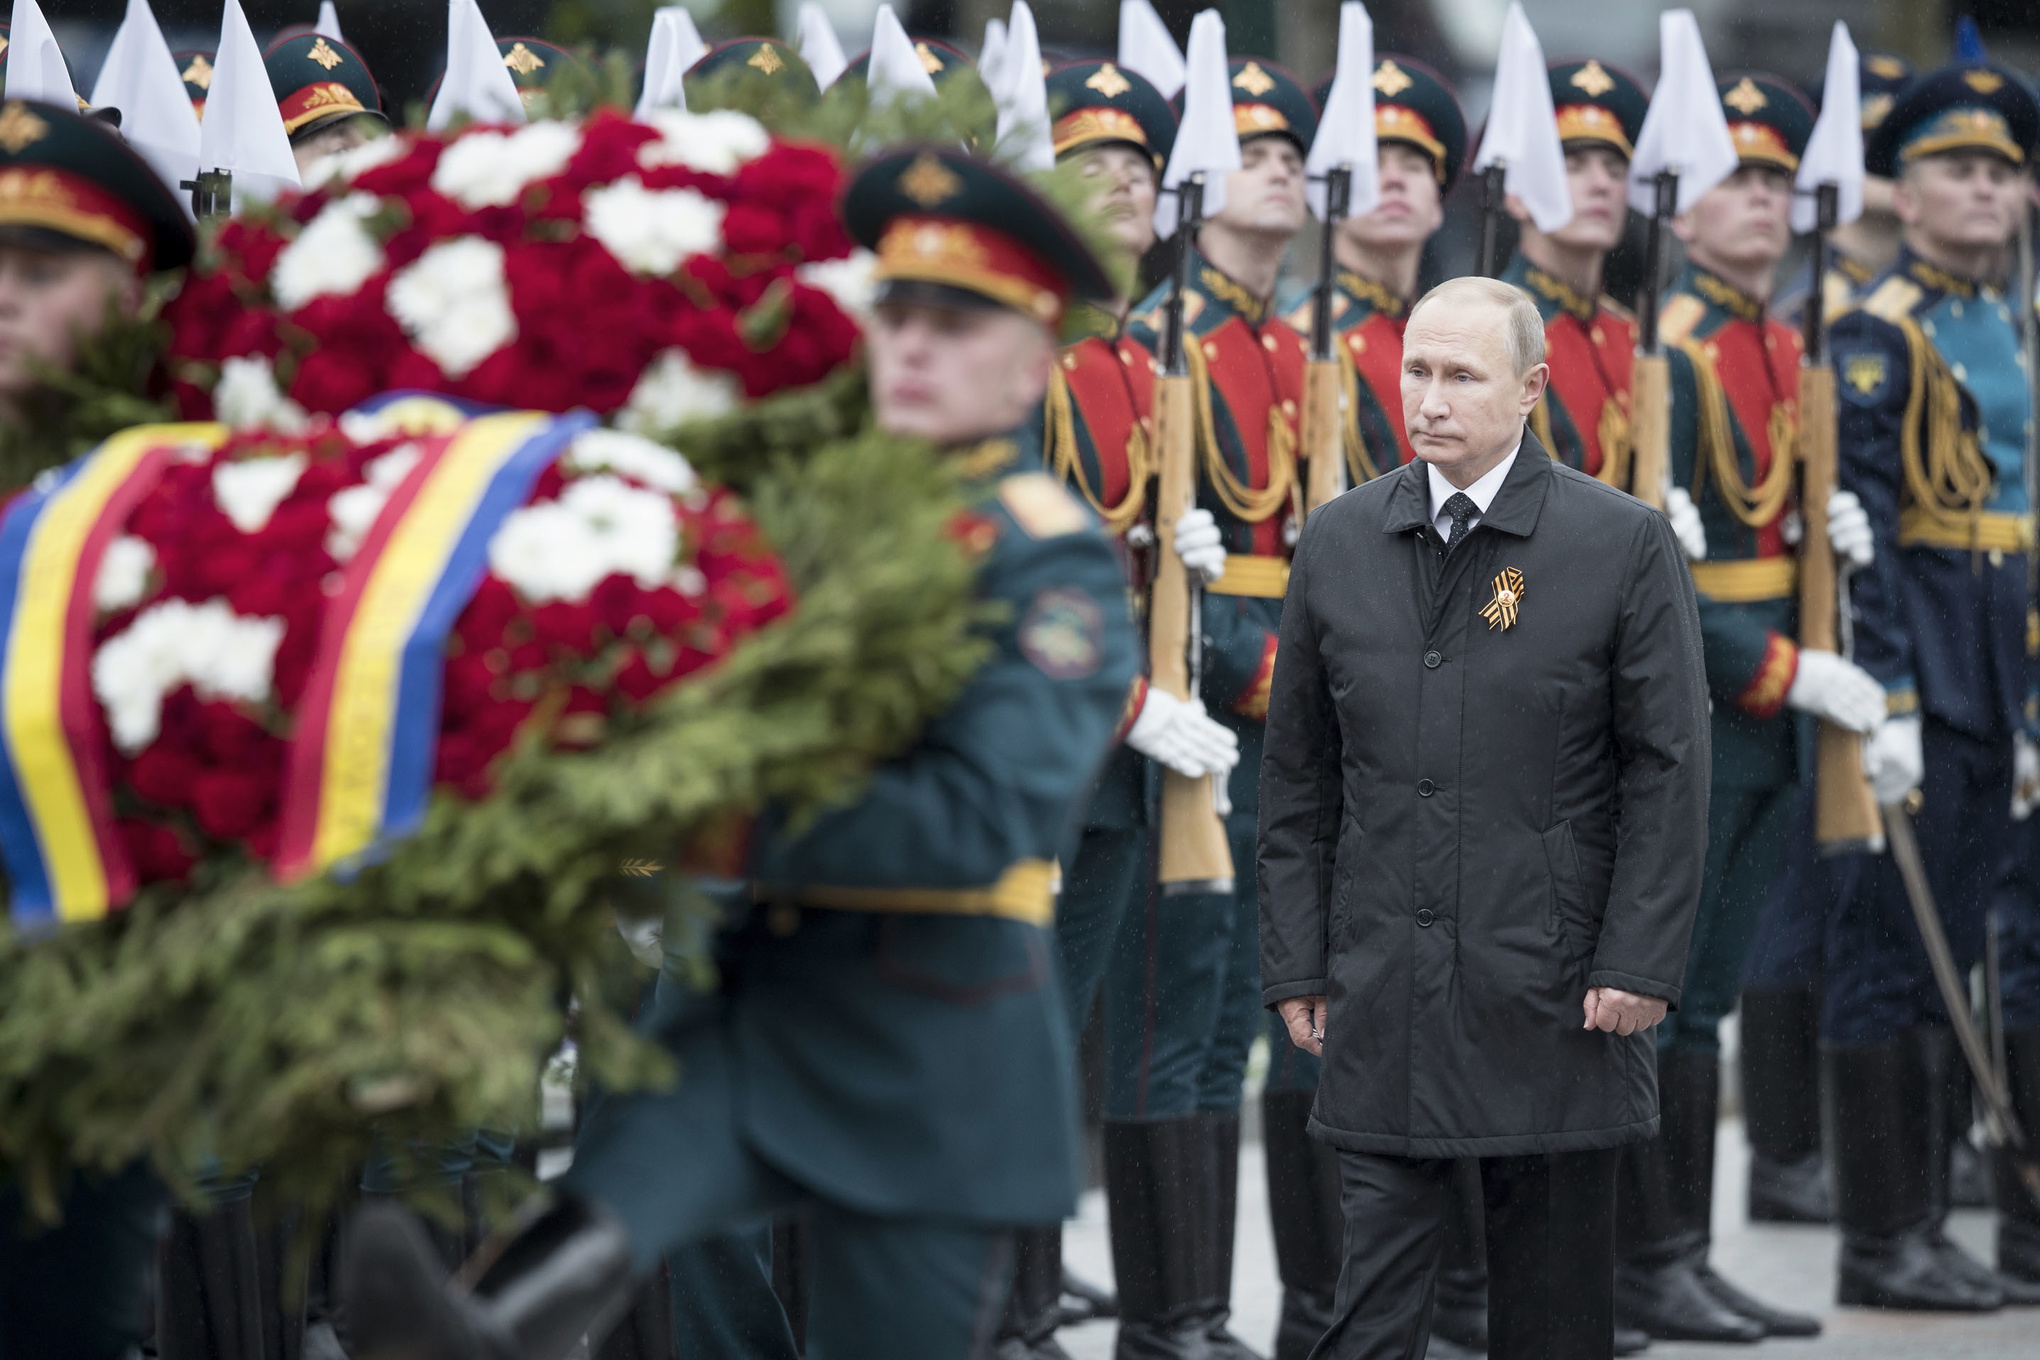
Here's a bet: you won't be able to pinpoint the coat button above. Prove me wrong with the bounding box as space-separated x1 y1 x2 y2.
1417 778 1436 797
1417 909 1434 927
1424 649 1442 668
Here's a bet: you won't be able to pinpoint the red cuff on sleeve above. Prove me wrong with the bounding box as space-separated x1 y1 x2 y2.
1114 675 1150 743
1232 635 1280 721
1735 632 1799 720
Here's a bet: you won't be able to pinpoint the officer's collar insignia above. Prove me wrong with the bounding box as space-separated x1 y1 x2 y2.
1199 265 1268 324
1723 78 1768 115
1842 352 1888 402
1570 61 1616 97
898 152 962 207
503 42 546 76
307 37 345 71
1233 61 1276 97
1524 265 1595 322
1338 268 1405 318
955 437 1018 479
1087 63 1132 99
748 46 784 76
1964 69 2006 95
1481 568 1526 631
1906 254 1977 299
1373 60 1413 97
914 42 944 75
0 104 49 155
1693 269 1764 323
183 54 215 90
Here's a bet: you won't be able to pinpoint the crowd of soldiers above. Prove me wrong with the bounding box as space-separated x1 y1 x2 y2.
0 3 2038 1359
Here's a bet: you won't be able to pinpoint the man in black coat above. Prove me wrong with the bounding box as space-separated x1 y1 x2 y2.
1257 276 1709 1359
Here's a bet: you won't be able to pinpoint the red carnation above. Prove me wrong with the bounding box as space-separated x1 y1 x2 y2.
128 743 203 808
192 769 273 841
119 818 197 885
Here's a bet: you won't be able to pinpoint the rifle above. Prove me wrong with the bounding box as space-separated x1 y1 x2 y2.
1477 162 1508 279
180 169 232 221
1797 181 1883 853
1303 164 1352 516
1150 174 1234 896
1628 170 1677 511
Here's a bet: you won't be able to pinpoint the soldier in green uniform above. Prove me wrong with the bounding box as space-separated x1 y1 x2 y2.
1615 74 1883 1345
263 30 388 177
1100 55 1314 1360
684 37 822 110
0 97 194 1360
496 36 584 114
341 144 1137 1360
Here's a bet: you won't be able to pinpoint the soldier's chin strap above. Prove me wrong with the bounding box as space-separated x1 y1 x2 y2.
1881 802 2040 1201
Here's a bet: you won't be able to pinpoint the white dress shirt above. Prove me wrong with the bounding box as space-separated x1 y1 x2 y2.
1426 440 1522 541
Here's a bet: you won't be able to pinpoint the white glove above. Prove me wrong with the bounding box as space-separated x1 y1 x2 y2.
1786 650 1886 734
1173 507 1227 585
1826 489 1875 569
1125 687 1240 780
2014 733 2040 821
1665 487 1707 562
1862 714 1924 806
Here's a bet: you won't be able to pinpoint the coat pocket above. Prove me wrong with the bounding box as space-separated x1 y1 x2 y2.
1541 820 1594 966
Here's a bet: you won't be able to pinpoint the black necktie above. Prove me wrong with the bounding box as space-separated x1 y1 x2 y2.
1443 492 1478 551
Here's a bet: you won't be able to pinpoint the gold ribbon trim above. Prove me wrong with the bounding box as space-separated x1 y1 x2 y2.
1206 553 1291 598
1897 508 2033 554
757 858 1057 928
1045 367 1150 533
1677 339 1794 529
1186 339 1297 524
1689 557 1799 602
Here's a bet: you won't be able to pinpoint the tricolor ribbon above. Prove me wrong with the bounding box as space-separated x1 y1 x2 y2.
273 408 595 882
0 424 229 928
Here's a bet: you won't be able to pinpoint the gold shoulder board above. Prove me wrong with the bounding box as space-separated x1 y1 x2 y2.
1658 294 1706 346
999 472 1091 539
1863 277 1924 323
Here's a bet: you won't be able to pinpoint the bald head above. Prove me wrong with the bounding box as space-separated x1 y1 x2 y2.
1400 277 1550 488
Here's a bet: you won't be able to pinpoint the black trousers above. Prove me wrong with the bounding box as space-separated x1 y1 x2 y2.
1314 1147 1619 1360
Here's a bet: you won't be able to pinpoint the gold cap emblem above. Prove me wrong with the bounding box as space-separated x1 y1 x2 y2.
0 103 50 155
898 152 962 208
307 36 344 71
1964 69 2006 95
1233 61 1276 97
1373 59 1413 97
1086 63 1132 99
1723 77 1768 115
1570 60 1616 98
914 42 944 75
182 53 215 90
503 42 546 76
1867 55 1907 80
747 45 785 75
1481 568 1526 631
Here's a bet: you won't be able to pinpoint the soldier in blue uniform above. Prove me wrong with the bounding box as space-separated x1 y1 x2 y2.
1617 74 1885 1347
1827 60 2040 1312
341 145 1138 1360
1102 55 1315 1360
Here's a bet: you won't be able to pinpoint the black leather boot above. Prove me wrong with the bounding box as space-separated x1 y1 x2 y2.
1739 985 1833 1223
1060 1266 1118 1324
1261 1090 1339 1360
1614 1053 1763 1342
993 1225 1073 1360
1104 1118 1213 1360
342 1193 638 1360
1917 1027 2040 1304
1828 1039 2001 1311
156 1198 270 1360
1198 1114 1261 1360
1999 1029 2040 1285
1430 1160 1488 1354
1612 1324 1652 1355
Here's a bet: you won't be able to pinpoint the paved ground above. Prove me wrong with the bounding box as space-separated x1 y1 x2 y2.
1058 1119 2037 1359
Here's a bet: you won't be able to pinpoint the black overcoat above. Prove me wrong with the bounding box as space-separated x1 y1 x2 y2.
1257 436 1709 1157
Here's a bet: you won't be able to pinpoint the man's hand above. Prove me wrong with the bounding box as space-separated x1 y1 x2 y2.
1582 987 1668 1036
1278 995 1327 1057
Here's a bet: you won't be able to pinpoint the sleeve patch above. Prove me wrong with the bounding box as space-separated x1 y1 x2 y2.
998 472 1091 539
1839 350 1889 406
1020 587 1105 679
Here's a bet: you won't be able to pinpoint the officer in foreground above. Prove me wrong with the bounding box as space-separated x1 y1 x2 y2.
0 98 194 1358
1828 60 2040 1312
341 144 1136 1360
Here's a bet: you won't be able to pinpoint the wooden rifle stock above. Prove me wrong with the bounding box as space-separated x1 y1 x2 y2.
1798 364 1883 851
1302 358 1344 513
1150 371 1235 892
1629 355 1670 511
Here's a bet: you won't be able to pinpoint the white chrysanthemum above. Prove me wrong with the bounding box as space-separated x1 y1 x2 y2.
386 237 517 379
637 108 770 175
797 250 877 324
324 444 424 561
91 598 285 752
93 536 154 614
488 476 679 602
272 193 384 310
561 476 679 587
302 132 409 191
584 177 726 277
214 355 310 434
617 349 740 436
431 120 582 208
566 429 697 494
213 454 308 534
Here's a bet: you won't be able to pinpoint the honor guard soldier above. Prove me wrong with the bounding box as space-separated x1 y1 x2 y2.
264 31 388 176
0 98 195 1360
1101 54 1314 1360
1499 58 1646 484
342 144 1137 1360
497 36 583 113
177 49 215 120
1012 57 1242 1358
1827 60 2040 1312
685 37 822 110
1619 73 1885 1346
1739 47 1916 1233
